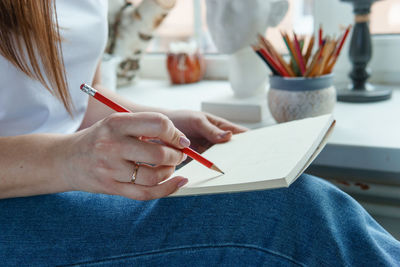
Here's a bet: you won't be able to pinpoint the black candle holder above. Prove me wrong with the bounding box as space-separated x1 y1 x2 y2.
337 0 392 102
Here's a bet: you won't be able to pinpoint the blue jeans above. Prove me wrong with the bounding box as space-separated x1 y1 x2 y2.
0 174 399 266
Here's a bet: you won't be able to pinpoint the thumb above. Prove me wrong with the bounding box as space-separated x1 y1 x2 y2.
198 118 232 143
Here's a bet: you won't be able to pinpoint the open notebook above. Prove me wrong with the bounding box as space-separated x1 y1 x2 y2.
170 114 335 197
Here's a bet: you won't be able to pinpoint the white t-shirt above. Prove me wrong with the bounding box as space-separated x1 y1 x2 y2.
0 0 108 136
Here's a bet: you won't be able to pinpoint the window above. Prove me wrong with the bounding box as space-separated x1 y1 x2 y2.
146 0 314 54
140 0 400 84
313 0 400 84
371 0 400 35
265 0 314 54
146 0 215 53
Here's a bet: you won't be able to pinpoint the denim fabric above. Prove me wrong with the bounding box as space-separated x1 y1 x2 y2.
0 174 399 266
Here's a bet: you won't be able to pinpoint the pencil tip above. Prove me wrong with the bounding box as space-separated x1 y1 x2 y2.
211 165 224 175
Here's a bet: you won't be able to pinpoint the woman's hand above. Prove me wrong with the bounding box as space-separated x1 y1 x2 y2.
166 110 248 145
60 112 189 200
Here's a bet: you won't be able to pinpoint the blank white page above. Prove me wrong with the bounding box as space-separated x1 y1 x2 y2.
171 114 334 196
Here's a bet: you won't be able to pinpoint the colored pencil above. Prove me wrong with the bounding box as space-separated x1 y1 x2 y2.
253 26 350 78
80 83 224 174
335 25 351 58
319 24 323 47
299 36 305 52
282 32 301 76
257 47 290 77
304 36 315 66
254 47 280 75
293 33 306 75
256 38 287 75
317 40 336 75
305 47 321 77
258 34 295 77
325 25 352 73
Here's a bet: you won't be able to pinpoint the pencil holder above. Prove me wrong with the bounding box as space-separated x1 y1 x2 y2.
268 74 336 123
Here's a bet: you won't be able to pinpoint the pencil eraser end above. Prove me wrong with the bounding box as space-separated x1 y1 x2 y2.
80 84 85 90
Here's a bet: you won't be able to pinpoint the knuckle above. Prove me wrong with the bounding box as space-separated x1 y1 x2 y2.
102 114 117 127
163 148 180 165
93 137 119 156
175 151 185 164
191 116 204 127
154 114 173 133
102 113 125 130
153 146 167 164
171 131 181 145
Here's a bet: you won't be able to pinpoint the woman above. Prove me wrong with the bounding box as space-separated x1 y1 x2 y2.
0 1 399 266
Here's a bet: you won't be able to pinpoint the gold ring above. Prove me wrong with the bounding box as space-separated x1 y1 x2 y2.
131 163 139 184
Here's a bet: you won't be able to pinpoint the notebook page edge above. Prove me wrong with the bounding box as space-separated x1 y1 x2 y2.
285 116 336 186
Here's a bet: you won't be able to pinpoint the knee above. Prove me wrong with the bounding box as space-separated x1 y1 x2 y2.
289 174 351 203
285 174 365 220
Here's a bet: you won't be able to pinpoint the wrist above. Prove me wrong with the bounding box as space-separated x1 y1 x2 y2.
46 133 76 193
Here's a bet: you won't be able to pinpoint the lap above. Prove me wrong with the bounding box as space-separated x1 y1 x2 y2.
0 174 399 266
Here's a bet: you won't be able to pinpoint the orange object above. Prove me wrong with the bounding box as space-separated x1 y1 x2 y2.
167 52 205 84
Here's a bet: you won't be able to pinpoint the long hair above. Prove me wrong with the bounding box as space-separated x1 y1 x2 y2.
0 0 72 114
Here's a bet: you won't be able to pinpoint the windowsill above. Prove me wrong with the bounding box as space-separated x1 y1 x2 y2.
139 53 230 81
140 36 400 86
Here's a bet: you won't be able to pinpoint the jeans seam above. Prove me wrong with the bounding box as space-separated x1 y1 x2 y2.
62 243 305 266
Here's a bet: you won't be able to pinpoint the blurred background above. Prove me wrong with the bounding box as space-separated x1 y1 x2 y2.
135 0 400 54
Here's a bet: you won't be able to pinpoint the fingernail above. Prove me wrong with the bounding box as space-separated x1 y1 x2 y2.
218 131 231 139
178 178 188 188
179 136 191 147
182 154 187 161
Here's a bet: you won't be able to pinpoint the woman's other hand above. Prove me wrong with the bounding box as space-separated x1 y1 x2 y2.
61 112 189 200
166 110 248 144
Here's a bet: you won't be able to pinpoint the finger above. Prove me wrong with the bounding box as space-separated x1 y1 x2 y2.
111 177 188 201
195 117 233 143
206 113 249 134
104 112 190 149
133 165 176 186
119 136 187 166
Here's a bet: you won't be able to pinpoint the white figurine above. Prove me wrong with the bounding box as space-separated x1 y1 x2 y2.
206 0 289 97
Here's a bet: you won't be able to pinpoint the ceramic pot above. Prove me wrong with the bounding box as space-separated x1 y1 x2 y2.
268 74 336 123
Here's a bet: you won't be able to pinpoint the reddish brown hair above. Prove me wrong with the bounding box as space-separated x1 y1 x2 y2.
0 0 72 114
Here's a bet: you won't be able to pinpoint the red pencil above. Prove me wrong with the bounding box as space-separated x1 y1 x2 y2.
335 25 351 58
319 24 323 47
80 83 224 174
258 48 290 77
